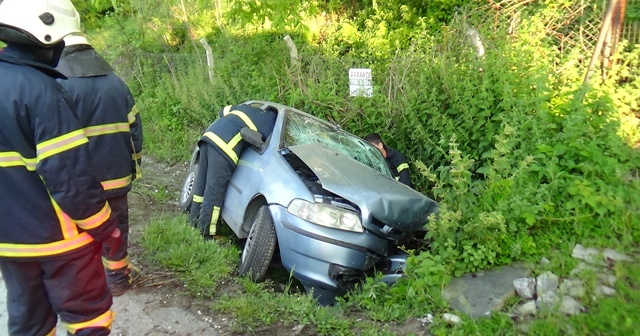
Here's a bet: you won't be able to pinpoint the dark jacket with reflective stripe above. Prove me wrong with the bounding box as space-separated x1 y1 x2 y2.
0 46 116 258
57 48 142 198
385 145 412 188
200 104 277 164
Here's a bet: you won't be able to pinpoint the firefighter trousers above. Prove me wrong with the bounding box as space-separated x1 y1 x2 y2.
189 142 235 237
101 194 131 285
0 243 113 336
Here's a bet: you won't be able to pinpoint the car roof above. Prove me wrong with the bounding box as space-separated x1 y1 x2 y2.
242 100 339 128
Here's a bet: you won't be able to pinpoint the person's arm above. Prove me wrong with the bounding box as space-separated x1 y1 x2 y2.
127 90 143 180
34 91 117 241
389 149 412 188
397 161 412 188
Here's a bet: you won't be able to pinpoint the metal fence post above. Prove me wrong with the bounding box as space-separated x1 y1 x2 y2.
199 38 214 83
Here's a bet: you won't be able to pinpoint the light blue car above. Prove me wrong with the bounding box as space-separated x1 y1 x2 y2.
179 100 438 303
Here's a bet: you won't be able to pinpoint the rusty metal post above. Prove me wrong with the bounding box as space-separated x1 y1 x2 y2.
584 0 618 85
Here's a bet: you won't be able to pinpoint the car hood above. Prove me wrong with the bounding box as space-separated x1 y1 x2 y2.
288 143 438 238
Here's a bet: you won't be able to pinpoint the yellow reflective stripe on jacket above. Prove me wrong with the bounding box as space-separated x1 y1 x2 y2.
45 327 56 336
36 129 88 161
229 111 258 131
209 206 220 235
396 163 409 173
228 132 243 150
0 151 37 171
74 203 111 230
50 197 79 239
203 131 239 163
101 175 132 191
128 109 139 124
193 195 203 203
0 232 93 257
65 310 113 334
102 255 130 271
221 105 232 116
132 151 143 160
84 122 130 137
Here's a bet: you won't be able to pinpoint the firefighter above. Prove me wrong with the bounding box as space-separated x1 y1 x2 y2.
364 133 413 188
56 33 144 296
189 104 277 239
0 0 121 335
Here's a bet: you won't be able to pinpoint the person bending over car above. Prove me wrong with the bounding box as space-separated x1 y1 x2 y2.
364 133 413 188
189 104 277 239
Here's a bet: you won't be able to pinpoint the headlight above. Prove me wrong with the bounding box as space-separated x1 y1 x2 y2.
287 199 364 233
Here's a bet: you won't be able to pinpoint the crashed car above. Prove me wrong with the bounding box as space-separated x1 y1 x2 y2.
179 100 438 303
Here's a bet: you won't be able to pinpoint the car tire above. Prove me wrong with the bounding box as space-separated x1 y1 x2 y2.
178 161 198 213
238 205 277 282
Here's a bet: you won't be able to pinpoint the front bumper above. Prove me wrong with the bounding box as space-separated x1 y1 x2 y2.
269 205 406 297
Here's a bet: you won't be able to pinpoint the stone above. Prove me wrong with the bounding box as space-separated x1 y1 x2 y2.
418 314 434 325
595 285 616 297
442 263 531 318
559 296 585 315
517 323 531 334
513 278 536 299
536 271 559 297
572 244 600 264
570 262 597 276
559 279 585 299
291 324 305 335
536 291 559 311
602 249 632 262
443 313 463 325
597 274 617 287
516 300 537 316
539 257 550 266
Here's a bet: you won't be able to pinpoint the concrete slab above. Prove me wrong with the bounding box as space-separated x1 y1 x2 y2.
442 263 531 318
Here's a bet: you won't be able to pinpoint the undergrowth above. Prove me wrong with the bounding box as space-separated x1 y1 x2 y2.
97 0 640 334
139 215 239 297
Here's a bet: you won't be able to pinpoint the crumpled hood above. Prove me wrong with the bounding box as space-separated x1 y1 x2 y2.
289 143 438 238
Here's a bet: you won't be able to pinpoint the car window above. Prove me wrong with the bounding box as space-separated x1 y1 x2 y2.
283 109 392 177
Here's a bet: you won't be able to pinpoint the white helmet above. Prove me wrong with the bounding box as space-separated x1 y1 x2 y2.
64 33 91 47
0 0 82 47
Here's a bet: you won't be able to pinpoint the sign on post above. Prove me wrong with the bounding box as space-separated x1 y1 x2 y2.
349 68 373 97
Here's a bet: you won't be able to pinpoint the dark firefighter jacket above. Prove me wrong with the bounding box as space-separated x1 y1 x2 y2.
57 46 143 199
200 104 277 164
0 45 116 258
384 144 412 188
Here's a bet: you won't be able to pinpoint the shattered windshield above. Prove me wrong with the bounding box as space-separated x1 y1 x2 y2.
282 109 391 177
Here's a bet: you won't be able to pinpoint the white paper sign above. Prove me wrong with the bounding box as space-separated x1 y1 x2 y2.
349 68 373 97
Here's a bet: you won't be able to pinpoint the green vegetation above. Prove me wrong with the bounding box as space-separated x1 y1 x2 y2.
84 0 640 334
140 215 239 297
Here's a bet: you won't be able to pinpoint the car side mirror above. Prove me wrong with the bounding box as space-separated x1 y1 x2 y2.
241 127 264 149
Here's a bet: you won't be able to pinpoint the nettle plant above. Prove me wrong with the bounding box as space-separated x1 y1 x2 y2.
416 131 534 276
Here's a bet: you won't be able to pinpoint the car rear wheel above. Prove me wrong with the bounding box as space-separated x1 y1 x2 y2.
178 162 198 213
238 205 277 282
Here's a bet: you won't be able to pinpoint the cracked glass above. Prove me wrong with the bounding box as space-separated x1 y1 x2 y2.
283 109 391 177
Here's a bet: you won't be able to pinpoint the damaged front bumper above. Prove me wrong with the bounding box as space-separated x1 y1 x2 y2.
269 204 407 304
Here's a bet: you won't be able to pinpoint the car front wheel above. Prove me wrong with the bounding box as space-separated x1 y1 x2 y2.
238 205 277 282
178 162 198 213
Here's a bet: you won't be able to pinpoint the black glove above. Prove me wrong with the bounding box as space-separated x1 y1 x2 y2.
102 228 123 258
